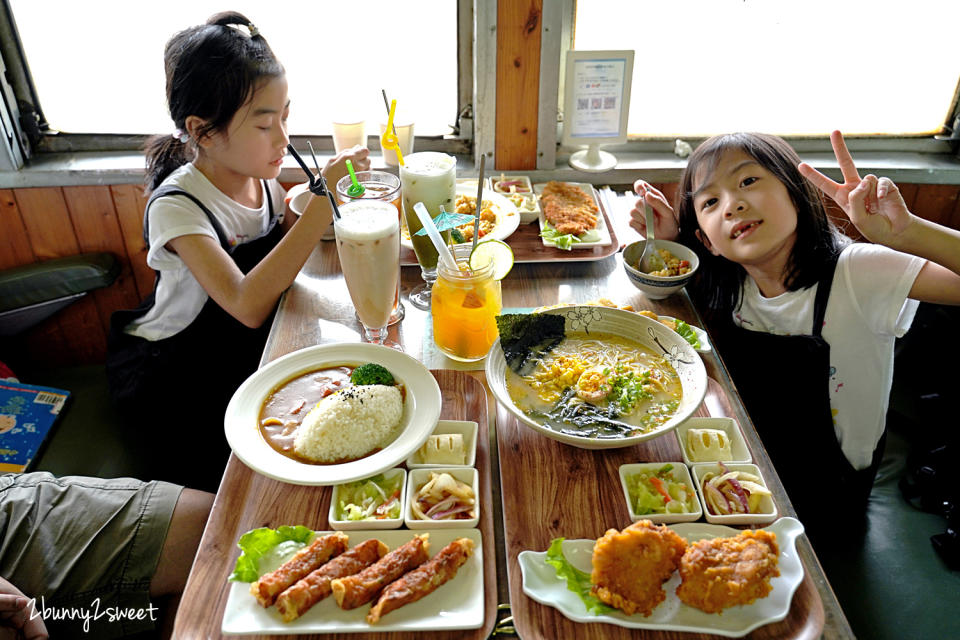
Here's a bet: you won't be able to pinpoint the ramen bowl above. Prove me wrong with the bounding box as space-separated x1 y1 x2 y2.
485 306 707 450
622 239 699 300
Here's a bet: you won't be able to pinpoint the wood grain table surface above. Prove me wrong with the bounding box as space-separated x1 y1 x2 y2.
173 194 854 639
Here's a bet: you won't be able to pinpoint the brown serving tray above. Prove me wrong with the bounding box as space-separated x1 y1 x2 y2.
496 377 825 640
176 370 496 639
400 184 621 266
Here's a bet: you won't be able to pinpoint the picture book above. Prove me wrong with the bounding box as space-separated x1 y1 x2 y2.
0 380 69 472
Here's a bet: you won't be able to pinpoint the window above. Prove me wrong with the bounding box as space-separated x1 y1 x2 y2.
573 0 959 138
7 0 463 147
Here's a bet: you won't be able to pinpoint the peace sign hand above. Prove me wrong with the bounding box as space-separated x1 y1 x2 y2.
798 130 913 248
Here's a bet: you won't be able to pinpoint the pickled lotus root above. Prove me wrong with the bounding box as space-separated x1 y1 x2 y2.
590 520 687 616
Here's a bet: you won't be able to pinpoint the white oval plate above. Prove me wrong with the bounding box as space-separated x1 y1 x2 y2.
401 183 519 250
224 343 442 486
518 517 804 637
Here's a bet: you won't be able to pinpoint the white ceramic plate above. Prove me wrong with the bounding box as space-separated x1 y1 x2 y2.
401 184 519 250
534 182 612 249
485 306 707 450
518 517 804 638
224 343 442 486
657 316 711 354
222 528 484 635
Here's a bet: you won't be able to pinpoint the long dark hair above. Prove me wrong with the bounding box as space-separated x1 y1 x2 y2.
144 11 284 190
675 132 848 321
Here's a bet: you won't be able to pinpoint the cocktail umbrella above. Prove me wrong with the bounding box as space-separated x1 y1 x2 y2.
414 208 476 236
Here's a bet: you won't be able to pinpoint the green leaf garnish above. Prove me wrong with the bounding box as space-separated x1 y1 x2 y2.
544 538 616 615
673 320 701 349
229 525 314 582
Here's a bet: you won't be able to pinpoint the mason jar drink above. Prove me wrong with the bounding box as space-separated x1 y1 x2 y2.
431 244 502 362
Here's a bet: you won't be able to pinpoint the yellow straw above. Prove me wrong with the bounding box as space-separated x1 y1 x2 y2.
381 99 404 166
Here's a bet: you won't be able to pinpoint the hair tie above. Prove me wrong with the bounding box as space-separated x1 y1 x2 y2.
247 23 259 38
172 129 190 144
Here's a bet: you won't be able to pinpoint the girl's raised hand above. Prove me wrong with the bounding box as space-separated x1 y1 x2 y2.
799 130 912 247
321 145 371 194
629 179 680 240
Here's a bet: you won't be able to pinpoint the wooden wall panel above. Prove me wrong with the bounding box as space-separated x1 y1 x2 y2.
495 0 542 170
0 189 35 269
111 184 153 300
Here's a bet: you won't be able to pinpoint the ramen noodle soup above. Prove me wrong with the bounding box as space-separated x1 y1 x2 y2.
505 332 682 439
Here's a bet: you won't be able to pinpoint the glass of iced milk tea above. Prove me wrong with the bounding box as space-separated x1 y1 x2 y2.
336 171 404 325
333 200 401 345
399 152 457 310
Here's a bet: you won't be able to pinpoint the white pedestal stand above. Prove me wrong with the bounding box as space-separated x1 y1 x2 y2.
568 143 617 173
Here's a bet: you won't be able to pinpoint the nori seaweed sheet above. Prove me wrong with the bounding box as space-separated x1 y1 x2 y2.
495 313 565 375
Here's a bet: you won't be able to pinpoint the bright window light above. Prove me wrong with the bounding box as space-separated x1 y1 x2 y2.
10 1 458 136
574 0 959 137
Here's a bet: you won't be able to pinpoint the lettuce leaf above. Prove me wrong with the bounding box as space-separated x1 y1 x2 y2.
539 227 582 251
544 538 616 615
228 525 314 582
674 320 701 349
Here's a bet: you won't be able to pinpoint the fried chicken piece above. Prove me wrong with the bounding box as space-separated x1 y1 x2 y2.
590 520 687 616
675 529 780 613
541 181 599 236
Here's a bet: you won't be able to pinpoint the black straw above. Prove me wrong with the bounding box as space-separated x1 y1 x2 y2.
286 143 340 220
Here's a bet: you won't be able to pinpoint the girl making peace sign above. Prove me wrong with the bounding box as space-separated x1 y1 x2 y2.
631 131 960 546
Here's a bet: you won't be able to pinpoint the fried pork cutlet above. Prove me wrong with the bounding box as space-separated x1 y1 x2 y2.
675 529 780 614
540 181 599 236
590 520 687 616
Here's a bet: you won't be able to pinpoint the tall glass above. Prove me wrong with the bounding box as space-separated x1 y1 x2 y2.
431 244 502 362
400 152 457 309
333 200 400 345
336 171 404 325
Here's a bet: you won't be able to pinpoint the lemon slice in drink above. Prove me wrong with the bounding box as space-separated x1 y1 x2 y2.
469 239 514 280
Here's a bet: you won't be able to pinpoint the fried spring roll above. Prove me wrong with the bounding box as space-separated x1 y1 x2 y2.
249 531 349 607
330 534 430 610
367 537 474 624
275 538 388 622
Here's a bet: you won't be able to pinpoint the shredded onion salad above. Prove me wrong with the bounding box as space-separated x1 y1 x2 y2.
412 472 476 521
700 462 772 515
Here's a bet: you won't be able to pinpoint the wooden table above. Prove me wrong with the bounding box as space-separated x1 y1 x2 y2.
174 209 854 638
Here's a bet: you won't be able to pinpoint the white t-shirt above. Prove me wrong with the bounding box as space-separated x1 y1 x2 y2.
125 163 286 341
734 242 925 469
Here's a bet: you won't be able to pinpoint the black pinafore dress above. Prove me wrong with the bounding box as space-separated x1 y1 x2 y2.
713 257 884 549
105 181 284 489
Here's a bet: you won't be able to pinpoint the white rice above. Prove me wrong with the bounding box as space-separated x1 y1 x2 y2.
293 384 403 463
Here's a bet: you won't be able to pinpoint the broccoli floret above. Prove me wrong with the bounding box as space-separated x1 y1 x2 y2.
350 363 395 386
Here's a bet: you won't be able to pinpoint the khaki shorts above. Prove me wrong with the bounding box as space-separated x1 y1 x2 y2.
0 472 182 638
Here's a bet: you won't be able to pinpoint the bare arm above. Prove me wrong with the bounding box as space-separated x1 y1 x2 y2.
170 147 370 328
799 130 960 305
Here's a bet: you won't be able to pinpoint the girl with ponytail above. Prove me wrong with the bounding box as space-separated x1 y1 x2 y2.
107 12 369 490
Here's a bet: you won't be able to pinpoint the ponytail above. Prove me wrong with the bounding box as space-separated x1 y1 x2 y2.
145 11 283 191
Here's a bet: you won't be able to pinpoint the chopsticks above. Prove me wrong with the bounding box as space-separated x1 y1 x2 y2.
472 154 485 251
287 142 341 220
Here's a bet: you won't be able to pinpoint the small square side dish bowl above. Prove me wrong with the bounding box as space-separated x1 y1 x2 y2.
328 468 406 530
405 467 479 529
406 420 478 468
692 462 778 525
619 462 701 524
676 417 751 465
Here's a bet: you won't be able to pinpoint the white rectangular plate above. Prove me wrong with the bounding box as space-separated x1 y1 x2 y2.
534 182 612 249
222 528 483 635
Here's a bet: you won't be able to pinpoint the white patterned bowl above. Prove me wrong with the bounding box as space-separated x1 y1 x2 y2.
622 239 699 300
484 306 707 449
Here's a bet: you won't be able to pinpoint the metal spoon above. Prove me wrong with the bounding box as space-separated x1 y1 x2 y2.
637 198 664 273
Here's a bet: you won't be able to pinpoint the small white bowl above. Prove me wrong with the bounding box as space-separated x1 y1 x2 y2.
619 462 702 524
328 468 406 530
622 239 699 300
406 420 478 468
405 467 480 529
692 462 778 525
676 417 751 465
285 182 334 239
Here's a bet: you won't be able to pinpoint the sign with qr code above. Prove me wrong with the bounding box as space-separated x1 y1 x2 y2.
0 380 70 472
